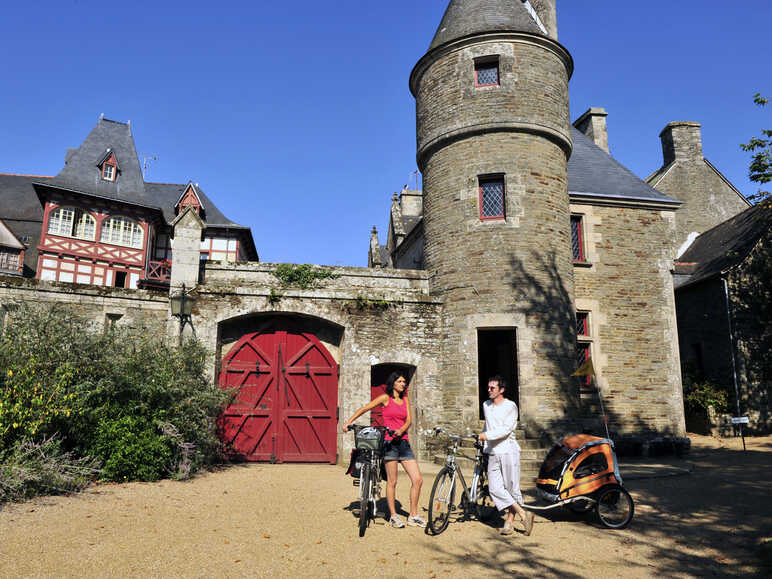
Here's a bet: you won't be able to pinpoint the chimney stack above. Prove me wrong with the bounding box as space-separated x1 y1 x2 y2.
660 122 703 165
574 107 609 153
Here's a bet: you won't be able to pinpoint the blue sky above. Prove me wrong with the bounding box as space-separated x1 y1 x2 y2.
1 1 770 266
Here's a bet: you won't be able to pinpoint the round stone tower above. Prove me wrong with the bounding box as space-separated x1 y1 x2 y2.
410 0 578 432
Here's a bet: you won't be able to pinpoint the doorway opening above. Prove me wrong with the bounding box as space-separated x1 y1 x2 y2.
114 271 127 288
370 364 415 427
477 329 519 419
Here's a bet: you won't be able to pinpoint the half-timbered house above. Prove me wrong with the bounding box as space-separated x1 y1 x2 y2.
1 115 257 288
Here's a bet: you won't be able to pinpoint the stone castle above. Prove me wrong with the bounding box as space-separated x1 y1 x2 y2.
1 0 763 463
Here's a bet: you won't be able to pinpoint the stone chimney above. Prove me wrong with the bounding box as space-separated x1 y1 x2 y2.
574 107 609 153
660 121 703 165
528 0 558 40
399 186 423 218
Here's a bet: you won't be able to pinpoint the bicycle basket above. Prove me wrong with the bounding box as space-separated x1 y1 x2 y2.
355 426 386 451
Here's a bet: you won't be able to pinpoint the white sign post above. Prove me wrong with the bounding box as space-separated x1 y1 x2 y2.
730 417 749 451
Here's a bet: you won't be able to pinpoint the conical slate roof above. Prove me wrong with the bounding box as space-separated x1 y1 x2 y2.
429 0 545 51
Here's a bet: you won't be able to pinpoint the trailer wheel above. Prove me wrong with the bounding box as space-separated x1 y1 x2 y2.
595 486 634 529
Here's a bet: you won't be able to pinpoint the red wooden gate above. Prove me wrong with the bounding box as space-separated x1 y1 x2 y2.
218 328 338 463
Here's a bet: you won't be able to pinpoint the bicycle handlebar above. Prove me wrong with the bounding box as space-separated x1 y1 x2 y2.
431 426 479 441
346 424 397 437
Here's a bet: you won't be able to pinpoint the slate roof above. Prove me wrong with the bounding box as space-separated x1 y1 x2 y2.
0 173 52 221
429 0 544 51
674 202 771 288
49 117 146 201
568 128 681 206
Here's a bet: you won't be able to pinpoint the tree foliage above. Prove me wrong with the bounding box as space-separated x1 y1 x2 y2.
741 94 772 203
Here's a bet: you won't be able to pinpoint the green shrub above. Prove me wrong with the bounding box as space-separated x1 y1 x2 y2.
90 416 173 482
682 369 730 414
0 303 229 485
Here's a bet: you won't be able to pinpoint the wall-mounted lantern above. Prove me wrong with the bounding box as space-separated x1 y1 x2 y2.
170 283 196 346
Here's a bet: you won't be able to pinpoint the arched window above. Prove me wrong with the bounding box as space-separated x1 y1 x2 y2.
74 212 96 240
100 216 144 248
47 207 96 240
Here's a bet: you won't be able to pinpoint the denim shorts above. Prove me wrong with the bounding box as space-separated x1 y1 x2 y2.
383 438 415 461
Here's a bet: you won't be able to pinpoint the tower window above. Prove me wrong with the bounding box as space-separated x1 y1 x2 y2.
576 341 593 392
475 57 499 87
479 176 505 220
571 215 585 261
577 312 589 337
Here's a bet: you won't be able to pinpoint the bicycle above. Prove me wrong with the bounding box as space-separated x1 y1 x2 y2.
427 427 496 535
347 424 394 537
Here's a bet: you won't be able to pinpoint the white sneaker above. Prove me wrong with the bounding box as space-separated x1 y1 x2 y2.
407 515 427 527
389 515 406 528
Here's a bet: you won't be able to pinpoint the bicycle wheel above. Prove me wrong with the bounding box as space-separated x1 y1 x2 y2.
471 468 496 521
359 464 371 537
595 485 634 529
428 467 455 535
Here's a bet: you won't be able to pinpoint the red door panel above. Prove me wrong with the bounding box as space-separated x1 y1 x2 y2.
219 327 338 464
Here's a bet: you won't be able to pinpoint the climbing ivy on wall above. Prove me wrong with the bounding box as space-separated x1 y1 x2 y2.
272 263 340 289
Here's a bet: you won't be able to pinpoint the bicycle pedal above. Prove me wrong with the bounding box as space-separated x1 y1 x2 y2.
353 479 360 486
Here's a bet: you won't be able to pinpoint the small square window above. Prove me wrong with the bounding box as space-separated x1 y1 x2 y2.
479 177 505 220
571 215 585 261
475 58 499 87
102 164 115 181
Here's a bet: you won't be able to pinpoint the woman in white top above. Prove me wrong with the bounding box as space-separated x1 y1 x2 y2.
479 375 535 536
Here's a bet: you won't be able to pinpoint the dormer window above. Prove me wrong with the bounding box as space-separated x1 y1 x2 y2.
99 151 118 182
475 57 499 87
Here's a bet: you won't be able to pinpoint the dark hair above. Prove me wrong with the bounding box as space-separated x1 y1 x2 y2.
488 375 507 392
385 372 407 398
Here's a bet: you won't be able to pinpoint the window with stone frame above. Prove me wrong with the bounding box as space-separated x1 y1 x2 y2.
474 57 499 87
576 341 593 393
576 311 593 392
479 175 506 220
571 215 585 262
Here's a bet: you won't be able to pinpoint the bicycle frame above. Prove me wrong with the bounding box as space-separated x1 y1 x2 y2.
428 427 492 534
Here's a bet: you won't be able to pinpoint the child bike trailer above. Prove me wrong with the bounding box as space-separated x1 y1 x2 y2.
530 434 634 529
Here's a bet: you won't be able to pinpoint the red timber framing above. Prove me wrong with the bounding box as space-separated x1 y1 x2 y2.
36 194 157 288
200 236 242 262
177 184 202 214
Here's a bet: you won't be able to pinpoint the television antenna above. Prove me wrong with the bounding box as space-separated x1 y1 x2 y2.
141 154 158 178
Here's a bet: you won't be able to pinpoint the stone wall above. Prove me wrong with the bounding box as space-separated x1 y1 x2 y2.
196 262 444 458
571 202 685 435
0 275 169 332
0 265 446 460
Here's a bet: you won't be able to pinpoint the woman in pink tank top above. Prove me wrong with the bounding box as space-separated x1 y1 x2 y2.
342 372 425 528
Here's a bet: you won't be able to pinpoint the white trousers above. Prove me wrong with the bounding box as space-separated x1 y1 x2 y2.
487 452 523 511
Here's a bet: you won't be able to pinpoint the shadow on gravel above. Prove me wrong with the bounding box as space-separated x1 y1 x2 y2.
423 445 771 577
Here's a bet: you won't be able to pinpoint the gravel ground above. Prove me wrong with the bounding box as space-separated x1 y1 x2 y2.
1 434 770 578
